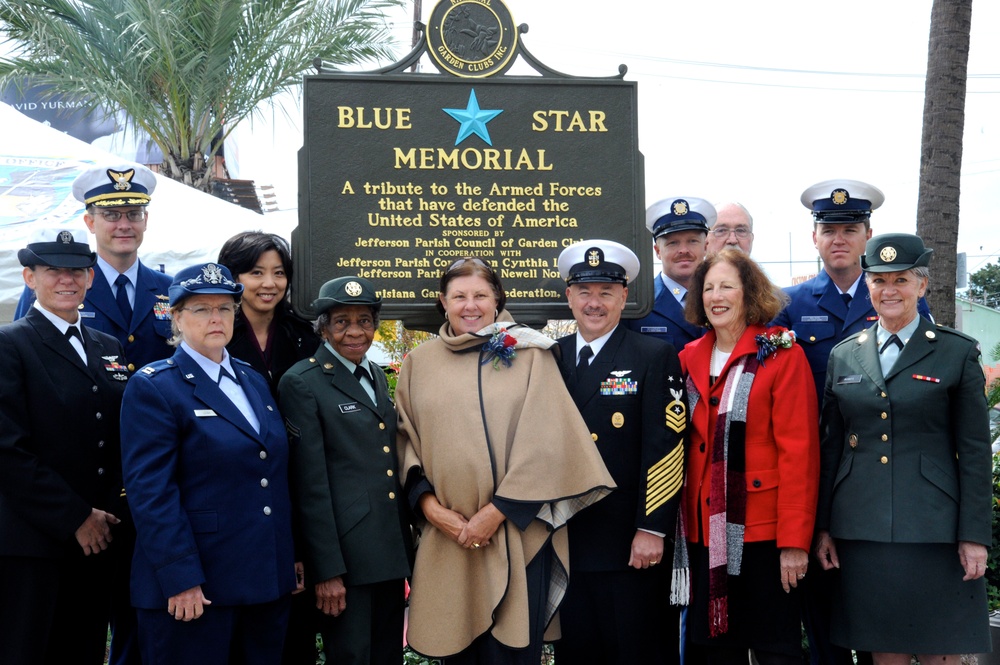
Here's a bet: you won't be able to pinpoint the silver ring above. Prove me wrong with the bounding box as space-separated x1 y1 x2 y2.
797 573 806 579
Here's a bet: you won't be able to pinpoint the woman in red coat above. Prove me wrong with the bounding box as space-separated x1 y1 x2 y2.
673 249 819 665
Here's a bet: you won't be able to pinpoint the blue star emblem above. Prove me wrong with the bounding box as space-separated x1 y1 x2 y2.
442 89 503 146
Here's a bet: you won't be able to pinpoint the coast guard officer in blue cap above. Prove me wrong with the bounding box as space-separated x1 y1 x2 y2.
773 179 931 403
626 197 712 349
1 229 130 665
120 263 297 665
556 240 686 665
772 180 930 665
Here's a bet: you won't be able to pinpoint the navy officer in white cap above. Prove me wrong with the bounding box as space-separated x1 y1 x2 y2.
16 160 173 376
0 229 130 665
772 180 929 665
120 263 297 665
625 197 713 349
556 240 686 665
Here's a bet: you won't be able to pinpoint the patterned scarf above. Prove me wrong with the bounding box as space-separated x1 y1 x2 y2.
670 352 758 636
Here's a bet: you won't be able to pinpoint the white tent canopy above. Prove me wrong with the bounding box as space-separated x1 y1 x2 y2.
0 102 295 319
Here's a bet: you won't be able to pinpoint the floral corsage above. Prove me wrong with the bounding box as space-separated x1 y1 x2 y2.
481 328 518 369
755 326 796 366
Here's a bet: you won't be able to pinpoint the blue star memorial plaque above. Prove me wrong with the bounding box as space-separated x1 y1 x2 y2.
296 0 648 329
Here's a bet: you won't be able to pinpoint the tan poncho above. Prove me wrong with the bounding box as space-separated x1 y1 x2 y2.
396 317 615 657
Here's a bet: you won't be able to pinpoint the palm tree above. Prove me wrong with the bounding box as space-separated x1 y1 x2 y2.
0 0 403 191
915 0 973 326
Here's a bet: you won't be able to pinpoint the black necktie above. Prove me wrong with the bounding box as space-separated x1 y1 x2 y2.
841 293 852 306
577 345 593 372
354 364 371 384
115 274 133 322
880 334 903 354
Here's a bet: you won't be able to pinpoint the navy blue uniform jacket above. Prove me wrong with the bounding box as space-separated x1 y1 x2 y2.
0 308 128 558
625 276 704 350
773 269 931 400
557 325 686 571
16 261 173 372
120 349 296 608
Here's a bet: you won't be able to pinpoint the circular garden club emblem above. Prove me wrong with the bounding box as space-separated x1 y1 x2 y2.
427 0 518 78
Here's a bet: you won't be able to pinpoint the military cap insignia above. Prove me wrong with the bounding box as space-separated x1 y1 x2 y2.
179 263 238 289
107 168 136 191
672 200 689 216
57 230 74 244
879 246 897 262
831 189 849 205
203 263 225 284
345 281 363 297
587 249 601 267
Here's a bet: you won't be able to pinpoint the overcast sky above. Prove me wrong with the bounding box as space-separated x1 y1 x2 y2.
233 0 1000 287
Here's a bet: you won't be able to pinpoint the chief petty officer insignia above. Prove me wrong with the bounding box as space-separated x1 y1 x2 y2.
665 388 685 434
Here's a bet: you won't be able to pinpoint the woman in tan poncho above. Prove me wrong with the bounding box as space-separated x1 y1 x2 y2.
396 256 615 664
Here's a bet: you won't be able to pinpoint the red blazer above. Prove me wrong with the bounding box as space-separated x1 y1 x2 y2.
679 325 819 551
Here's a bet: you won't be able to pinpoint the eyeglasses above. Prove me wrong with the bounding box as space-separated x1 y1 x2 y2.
179 304 238 319
447 257 493 273
94 209 147 223
329 316 376 333
711 226 752 238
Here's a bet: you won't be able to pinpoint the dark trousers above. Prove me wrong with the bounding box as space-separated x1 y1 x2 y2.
0 552 113 665
319 579 406 665
108 522 143 665
557 566 679 665
137 595 291 665
281 588 322 664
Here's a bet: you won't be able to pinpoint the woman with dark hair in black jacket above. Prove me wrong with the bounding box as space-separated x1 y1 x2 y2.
218 231 319 664
217 231 315 396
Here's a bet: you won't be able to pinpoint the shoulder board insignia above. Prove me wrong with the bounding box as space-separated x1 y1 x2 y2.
141 366 156 375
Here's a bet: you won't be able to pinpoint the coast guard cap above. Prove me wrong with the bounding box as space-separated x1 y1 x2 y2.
559 240 640 285
168 263 244 306
72 161 156 207
801 179 884 223
646 197 715 240
312 276 382 314
17 228 97 269
861 233 933 273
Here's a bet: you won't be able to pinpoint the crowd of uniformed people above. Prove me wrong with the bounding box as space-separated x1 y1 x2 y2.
0 160 992 665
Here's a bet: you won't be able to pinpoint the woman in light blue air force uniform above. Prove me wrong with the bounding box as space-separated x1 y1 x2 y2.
121 263 298 665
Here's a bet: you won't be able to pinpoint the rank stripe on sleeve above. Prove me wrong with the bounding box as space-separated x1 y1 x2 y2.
646 443 684 515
